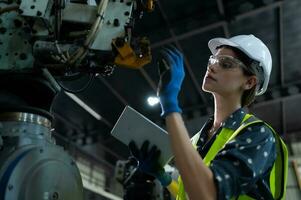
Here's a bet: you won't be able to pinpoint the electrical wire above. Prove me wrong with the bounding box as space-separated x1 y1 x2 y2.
67 0 109 65
56 73 95 94
42 66 95 94
0 5 19 15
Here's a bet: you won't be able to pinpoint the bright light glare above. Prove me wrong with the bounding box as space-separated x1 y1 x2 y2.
65 92 102 120
147 96 160 106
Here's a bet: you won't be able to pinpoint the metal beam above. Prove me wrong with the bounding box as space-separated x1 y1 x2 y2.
216 0 225 16
252 93 301 108
156 1 209 107
183 92 301 115
277 5 285 87
151 21 224 49
139 68 157 91
234 1 283 21
216 0 230 38
64 91 113 127
151 1 283 49
276 4 286 135
210 79 301 109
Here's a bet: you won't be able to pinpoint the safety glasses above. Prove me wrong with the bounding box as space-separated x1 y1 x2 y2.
207 55 248 71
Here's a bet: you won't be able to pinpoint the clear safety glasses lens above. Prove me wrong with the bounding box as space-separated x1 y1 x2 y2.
207 55 247 70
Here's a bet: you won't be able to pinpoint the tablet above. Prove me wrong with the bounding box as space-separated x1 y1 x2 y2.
111 106 173 165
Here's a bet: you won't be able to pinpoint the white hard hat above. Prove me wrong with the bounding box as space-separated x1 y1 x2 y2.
208 34 272 96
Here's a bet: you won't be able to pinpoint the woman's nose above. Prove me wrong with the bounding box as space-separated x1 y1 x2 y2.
207 63 217 73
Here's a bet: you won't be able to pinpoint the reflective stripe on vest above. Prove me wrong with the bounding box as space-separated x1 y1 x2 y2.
176 114 288 200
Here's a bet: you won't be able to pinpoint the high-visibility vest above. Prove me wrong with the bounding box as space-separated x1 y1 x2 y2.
176 114 288 200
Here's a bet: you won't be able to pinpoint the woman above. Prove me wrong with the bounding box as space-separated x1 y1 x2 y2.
129 35 288 200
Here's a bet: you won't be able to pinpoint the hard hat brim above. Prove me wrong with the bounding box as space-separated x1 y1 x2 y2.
208 38 239 55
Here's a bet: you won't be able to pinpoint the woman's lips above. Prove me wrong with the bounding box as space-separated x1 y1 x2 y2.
205 75 217 81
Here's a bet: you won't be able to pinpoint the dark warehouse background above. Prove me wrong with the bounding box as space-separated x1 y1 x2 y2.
49 0 301 199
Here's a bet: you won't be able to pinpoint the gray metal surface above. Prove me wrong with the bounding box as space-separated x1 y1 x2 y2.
0 113 83 200
0 5 34 70
19 0 53 20
90 0 133 50
0 122 54 147
62 3 97 24
0 146 83 200
0 112 52 128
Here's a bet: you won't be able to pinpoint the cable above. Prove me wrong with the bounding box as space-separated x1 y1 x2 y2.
56 73 95 94
67 0 109 64
0 5 19 15
41 68 62 92
42 67 94 94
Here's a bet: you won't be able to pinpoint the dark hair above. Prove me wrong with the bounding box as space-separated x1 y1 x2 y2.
217 45 257 107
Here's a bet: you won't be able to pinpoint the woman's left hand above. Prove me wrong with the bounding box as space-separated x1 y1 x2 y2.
157 46 185 117
128 140 172 186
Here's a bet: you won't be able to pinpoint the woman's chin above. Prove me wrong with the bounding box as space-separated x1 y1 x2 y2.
202 84 214 93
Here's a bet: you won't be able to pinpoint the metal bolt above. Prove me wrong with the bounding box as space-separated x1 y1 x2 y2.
0 27 7 34
113 18 120 27
8 184 13 191
13 19 22 28
52 192 59 200
19 53 27 60
36 11 42 16
124 11 130 16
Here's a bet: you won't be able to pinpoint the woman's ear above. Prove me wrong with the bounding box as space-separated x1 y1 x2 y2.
244 76 257 90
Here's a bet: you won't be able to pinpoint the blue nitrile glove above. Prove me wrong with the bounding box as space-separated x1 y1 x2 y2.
157 46 185 117
128 140 172 187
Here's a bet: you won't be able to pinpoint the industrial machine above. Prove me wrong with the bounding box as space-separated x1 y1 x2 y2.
0 0 153 199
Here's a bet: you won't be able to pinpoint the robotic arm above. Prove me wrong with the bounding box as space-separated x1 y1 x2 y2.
0 1 155 200
1 0 154 77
